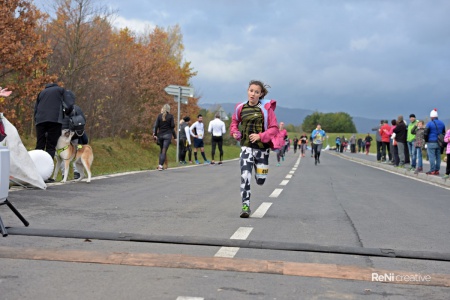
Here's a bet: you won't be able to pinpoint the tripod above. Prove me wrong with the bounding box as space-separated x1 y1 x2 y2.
0 198 29 237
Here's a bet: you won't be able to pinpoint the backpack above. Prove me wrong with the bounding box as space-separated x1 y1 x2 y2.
69 112 86 136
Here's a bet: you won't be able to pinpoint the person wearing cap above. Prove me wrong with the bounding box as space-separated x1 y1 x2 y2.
425 109 446 175
178 116 191 164
407 114 419 171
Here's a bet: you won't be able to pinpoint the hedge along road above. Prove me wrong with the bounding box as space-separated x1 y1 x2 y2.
1 150 450 299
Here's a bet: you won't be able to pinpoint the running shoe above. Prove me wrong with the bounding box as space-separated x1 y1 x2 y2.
195 160 200 164
443 174 449 179
204 160 211 164
240 204 251 218
157 165 163 171
218 161 223 165
277 163 280 167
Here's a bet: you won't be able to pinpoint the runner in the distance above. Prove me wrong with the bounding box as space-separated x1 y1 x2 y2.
311 124 326 165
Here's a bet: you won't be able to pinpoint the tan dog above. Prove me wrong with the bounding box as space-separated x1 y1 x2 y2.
52 129 94 183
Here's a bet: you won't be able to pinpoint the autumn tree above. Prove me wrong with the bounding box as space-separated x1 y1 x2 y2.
0 0 55 134
37 0 198 141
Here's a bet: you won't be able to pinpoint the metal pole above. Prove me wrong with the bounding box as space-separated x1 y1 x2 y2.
176 87 181 163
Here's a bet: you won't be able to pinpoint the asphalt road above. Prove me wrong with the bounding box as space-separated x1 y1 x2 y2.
1 148 450 300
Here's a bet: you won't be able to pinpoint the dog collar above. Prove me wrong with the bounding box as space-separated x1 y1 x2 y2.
56 145 69 155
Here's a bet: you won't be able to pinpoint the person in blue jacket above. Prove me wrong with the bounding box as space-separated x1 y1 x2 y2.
311 124 326 165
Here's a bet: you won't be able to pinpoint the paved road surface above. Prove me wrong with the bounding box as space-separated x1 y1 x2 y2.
1 149 449 299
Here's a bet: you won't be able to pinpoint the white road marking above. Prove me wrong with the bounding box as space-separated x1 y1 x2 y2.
214 227 253 258
230 227 253 240
280 180 289 186
251 202 272 218
292 167 297 171
286 175 293 179
289 171 295 174
270 188 283 198
177 297 204 300
214 247 240 258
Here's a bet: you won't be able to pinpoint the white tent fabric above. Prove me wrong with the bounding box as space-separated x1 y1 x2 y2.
1 116 47 189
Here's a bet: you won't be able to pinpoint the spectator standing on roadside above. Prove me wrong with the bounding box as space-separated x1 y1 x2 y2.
34 83 74 160
411 120 425 174
407 114 419 170
178 116 191 164
208 112 226 165
230 80 278 218
372 120 383 162
380 120 391 162
349 134 356 153
190 114 210 164
393 115 407 168
425 109 446 175
389 119 399 166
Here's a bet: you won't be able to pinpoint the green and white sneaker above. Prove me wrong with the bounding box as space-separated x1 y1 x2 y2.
240 204 251 218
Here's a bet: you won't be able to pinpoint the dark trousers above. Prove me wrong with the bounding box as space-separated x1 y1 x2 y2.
35 122 62 159
179 138 187 161
211 136 224 161
376 141 382 160
350 144 356 153
381 141 391 161
446 154 450 175
393 145 399 166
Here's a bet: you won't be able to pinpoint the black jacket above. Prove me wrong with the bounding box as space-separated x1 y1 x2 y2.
153 113 176 139
34 84 74 125
393 121 407 143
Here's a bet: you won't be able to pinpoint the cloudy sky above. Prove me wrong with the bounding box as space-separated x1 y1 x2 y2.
37 0 450 120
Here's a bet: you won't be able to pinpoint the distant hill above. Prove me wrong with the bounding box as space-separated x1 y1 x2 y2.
200 103 450 133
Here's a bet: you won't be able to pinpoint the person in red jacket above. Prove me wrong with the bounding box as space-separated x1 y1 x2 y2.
230 80 279 218
380 120 391 162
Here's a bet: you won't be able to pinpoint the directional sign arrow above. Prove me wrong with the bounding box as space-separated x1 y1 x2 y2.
164 85 194 97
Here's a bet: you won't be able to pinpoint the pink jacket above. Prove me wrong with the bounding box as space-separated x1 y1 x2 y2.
230 99 279 146
444 129 450 154
272 129 287 150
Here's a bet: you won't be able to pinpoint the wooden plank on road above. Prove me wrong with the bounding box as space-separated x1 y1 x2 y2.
1 246 449 287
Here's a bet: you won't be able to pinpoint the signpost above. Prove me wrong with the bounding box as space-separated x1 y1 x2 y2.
164 85 194 163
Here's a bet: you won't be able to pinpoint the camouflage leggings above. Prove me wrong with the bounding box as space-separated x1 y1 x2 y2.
240 146 270 206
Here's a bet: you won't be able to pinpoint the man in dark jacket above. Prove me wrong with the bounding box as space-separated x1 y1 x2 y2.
34 83 74 160
393 115 407 168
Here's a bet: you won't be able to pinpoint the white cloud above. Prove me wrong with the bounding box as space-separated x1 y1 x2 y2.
112 16 156 34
